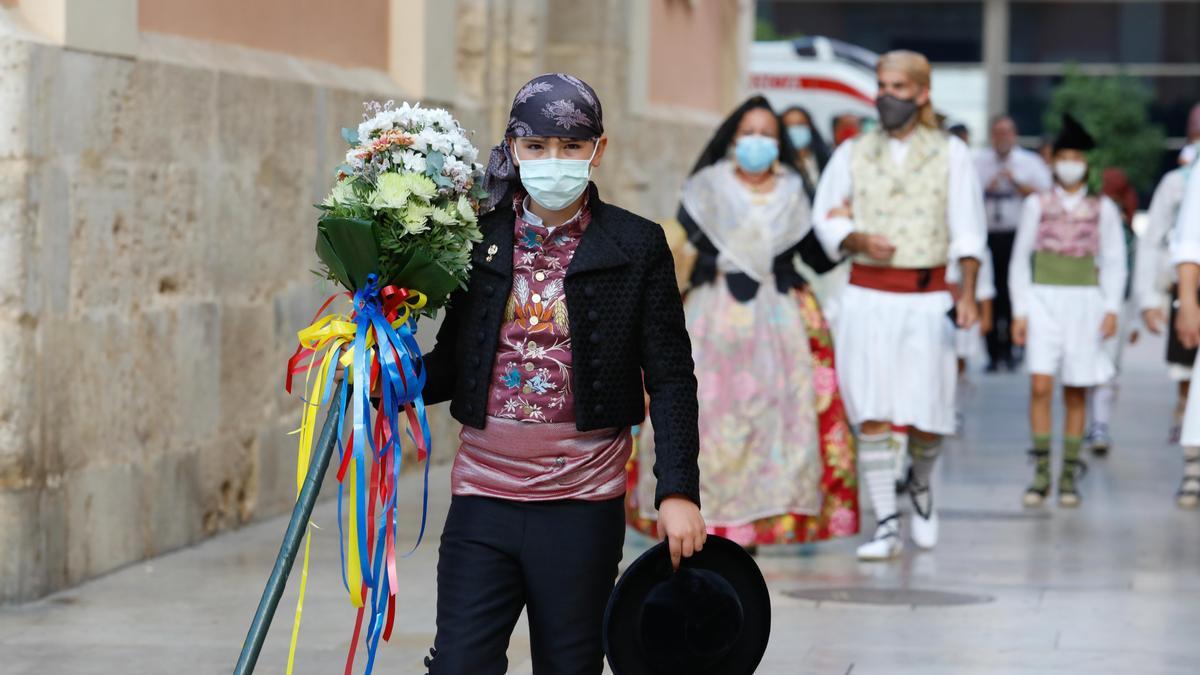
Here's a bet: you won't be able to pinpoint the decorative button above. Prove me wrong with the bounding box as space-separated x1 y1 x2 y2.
532 293 542 304
594 404 604 415
554 457 566 468
467 378 477 390
476 331 485 343
471 355 481 367
590 332 601 344
585 285 596 298
588 310 599 321
535 271 547 282
485 285 494 296
591 359 602 369
530 316 540 326
592 380 602 391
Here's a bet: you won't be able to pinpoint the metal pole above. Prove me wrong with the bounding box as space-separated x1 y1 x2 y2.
234 379 347 675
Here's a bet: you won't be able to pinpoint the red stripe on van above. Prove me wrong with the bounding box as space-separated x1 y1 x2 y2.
750 74 874 105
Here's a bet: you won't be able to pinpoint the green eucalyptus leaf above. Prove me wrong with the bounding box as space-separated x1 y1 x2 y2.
426 151 445 177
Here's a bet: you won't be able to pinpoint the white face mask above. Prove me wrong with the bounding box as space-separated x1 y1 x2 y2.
1054 160 1088 187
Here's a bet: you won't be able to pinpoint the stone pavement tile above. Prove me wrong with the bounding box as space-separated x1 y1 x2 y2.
4 338 1200 673
797 644 1197 675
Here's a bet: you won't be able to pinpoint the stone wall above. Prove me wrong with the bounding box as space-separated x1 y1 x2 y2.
0 0 742 603
0 28 467 602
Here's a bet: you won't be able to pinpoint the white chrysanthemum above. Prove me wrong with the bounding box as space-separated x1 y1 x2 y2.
413 128 450 155
322 179 358 207
451 136 478 163
442 155 467 177
397 150 427 174
370 172 437 211
456 194 477 224
392 102 414 127
431 108 455 130
402 202 432 234
430 206 457 226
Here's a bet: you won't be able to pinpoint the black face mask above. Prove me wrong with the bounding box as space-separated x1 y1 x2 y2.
876 94 919 131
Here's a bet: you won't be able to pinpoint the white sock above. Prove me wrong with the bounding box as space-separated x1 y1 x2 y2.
1089 382 1116 428
859 431 899 532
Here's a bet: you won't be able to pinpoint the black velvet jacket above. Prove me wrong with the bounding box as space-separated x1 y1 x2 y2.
421 184 701 508
680 203 838 302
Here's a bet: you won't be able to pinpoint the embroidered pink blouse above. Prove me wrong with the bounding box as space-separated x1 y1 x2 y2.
1035 191 1101 257
484 192 590 423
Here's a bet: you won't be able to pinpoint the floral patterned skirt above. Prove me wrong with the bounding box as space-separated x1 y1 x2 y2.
626 284 859 546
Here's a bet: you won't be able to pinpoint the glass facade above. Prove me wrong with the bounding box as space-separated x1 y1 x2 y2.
1009 2 1200 64
756 1 983 62
757 1 1200 143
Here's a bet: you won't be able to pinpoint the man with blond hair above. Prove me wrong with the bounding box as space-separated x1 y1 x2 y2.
814 50 987 560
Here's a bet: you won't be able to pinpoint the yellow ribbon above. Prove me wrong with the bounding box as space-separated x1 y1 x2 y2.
283 289 428 673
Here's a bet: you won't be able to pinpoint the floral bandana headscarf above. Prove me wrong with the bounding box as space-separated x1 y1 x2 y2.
482 73 605 212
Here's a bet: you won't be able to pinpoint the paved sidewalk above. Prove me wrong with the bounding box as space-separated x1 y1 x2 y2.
2 338 1199 674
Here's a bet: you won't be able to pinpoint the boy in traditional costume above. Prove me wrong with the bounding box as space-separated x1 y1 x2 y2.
813 50 987 560
1009 115 1127 508
386 74 706 674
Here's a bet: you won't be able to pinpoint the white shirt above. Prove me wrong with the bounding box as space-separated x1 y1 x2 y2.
947 247 997 302
1172 164 1200 267
520 195 583 234
974 147 1053 233
812 133 987 265
1134 168 1187 310
1009 187 1128 318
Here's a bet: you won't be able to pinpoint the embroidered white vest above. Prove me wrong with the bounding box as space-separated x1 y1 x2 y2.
850 127 951 268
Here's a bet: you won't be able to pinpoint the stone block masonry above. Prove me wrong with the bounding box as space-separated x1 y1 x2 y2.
0 31 456 603
1 0 735 603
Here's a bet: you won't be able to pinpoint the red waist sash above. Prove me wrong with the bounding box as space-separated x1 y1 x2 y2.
849 263 949 294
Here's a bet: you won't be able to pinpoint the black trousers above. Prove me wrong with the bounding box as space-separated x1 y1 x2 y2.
428 495 626 675
986 230 1017 366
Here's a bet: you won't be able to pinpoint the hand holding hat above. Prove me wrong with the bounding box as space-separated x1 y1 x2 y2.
604 536 771 675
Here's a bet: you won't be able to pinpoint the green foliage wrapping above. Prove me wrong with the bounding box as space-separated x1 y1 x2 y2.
1044 68 1167 192
315 175 481 315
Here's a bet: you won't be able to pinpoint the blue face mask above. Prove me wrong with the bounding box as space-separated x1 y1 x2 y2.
787 125 812 150
734 135 779 174
514 143 598 211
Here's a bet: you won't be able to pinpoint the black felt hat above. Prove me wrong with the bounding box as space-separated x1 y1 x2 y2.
1054 113 1096 153
603 536 771 675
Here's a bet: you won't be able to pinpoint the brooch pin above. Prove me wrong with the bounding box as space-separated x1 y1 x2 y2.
486 244 498 262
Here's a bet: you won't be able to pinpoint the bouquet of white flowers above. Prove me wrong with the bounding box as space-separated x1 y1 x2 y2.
316 100 487 310
270 101 488 675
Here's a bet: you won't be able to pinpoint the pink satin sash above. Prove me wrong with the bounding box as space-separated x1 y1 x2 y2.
453 417 633 502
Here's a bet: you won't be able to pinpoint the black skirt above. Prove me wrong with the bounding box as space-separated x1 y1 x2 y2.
1167 284 1199 366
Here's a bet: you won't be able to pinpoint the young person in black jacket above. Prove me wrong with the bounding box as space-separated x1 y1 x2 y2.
412 73 703 674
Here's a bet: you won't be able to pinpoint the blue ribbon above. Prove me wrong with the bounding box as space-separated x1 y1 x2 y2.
330 274 434 675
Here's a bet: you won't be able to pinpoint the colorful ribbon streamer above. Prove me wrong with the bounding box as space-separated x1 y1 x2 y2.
284 276 432 675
